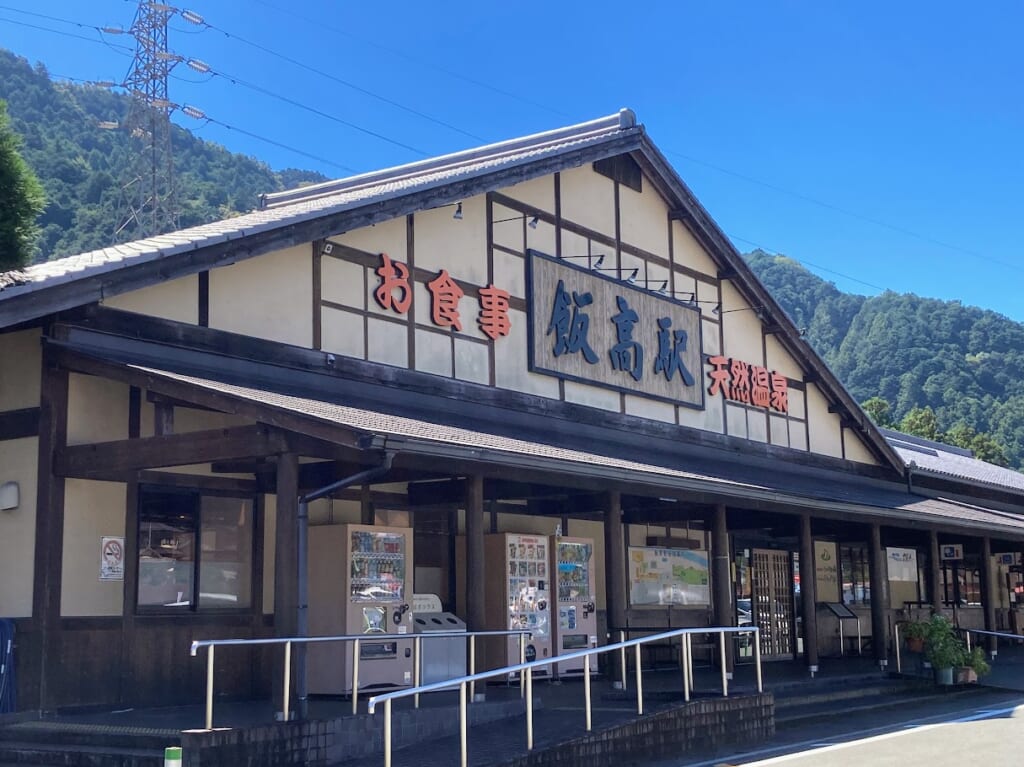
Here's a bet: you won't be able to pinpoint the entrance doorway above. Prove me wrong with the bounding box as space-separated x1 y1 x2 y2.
751 548 797 660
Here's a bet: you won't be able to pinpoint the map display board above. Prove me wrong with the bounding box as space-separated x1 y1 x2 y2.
628 547 710 606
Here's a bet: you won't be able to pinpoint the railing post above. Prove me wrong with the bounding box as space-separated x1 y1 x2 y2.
619 630 627 690
525 666 534 750
634 643 644 715
383 698 392 767
894 623 902 674
204 644 215 730
459 681 468 767
583 653 592 731
518 635 525 698
686 633 694 694
682 632 690 702
414 636 422 709
470 635 477 701
352 638 360 716
754 628 763 694
966 630 972 653
282 641 292 722
719 631 728 697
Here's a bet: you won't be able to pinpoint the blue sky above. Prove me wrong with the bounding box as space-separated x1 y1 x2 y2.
2 1 1022 321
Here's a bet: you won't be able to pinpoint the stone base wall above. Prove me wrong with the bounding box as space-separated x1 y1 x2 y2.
498 693 774 767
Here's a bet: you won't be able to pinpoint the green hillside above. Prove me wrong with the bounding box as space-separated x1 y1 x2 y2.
747 251 1024 470
0 49 325 259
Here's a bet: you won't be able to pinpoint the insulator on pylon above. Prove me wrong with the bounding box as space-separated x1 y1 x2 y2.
181 105 206 119
186 59 210 73
180 9 204 24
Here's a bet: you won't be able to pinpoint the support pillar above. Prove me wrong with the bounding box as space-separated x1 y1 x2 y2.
603 491 627 683
464 475 485 632
868 523 888 668
929 530 943 615
982 537 997 653
798 514 819 674
272 452 299 710
711 503 734 674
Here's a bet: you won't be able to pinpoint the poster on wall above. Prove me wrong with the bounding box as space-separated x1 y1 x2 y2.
100 536 125 581
886 547 918 582
628 547 709 606
814 541 840 602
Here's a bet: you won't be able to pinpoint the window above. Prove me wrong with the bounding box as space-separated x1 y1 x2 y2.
137 488 254 611
942 556 982 606
840 544 871 605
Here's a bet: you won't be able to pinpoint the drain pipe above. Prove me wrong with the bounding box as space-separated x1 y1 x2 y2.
295 448 395 720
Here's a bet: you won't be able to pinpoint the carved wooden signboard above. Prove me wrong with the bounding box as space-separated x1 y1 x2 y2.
526 250 704 408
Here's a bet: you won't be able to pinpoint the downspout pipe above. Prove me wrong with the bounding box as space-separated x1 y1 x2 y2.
295 448 395 719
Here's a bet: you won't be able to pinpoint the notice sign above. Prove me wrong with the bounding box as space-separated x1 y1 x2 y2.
886 547 918 582
628 547 709 606
100 536 125 581
814 541 839 602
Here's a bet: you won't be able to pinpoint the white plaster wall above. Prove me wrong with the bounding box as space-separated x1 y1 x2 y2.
61 479 126 617
501 176 554 211
493 250 526 299
525 218 557 257
843 429 879 465
493 309 559 398
789 388 806 420
104 275 198 324
414 196 488 287
671 221 719 275
726 404 749 439
0 329 41 409
334 216 406 265
678 392 725 433
415 328 453 378
765 335 804 380
454 338 490 386
321 255 366 311
563 380 620 412
67 373 129 446
618 176 669 257
624 396 675 424
747 410 768 443
719 282 764 364
806 384 843 458
560 230 590 261
321 306 365 360
209 244 312 347
769 414 790 448
0 437 37 616
558 166 615 239
366 317 409 368
492 203 525 252
701 318 721 356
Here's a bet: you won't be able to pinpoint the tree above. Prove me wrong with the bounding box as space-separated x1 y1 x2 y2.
861 396 894 427
0 98 44 271
899 406 941 441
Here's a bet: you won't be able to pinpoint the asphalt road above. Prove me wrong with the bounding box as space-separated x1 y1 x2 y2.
660 688 1024 767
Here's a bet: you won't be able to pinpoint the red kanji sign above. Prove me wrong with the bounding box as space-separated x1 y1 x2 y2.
478 284 512 340
427 269 465 331
374 253 412 314
707 355 789 414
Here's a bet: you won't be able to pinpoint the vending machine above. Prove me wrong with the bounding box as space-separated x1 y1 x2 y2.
308 524 414 694
483 533 552 676
552 536 598 675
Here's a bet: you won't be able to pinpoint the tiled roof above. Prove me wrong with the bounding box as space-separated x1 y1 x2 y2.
882 429 1024 494
118 361 1024 536
0 111 638 305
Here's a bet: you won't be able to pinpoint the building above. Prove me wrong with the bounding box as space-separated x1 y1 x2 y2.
1 109 1022 713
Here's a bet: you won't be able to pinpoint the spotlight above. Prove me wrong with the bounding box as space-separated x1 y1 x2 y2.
624 268 638 284
592 254 605 269
528 216 539 229
453 202 463 220
712 303 722 315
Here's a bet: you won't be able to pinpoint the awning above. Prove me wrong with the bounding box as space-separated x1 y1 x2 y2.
51 339 1024 540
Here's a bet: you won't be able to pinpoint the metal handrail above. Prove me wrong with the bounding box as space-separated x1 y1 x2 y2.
189 629 532 729
367 626 760 767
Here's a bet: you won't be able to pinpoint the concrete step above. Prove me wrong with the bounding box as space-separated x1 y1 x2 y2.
0 720 179 750
776 685 987 728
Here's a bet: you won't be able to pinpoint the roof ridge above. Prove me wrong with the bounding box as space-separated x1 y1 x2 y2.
260 109 637 210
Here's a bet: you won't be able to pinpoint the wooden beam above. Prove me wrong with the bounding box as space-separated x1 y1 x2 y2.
0 407 40 441
55 424 290 479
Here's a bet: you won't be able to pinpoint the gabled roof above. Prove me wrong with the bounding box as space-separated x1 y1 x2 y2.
0 108 904 472
882 428 1024 495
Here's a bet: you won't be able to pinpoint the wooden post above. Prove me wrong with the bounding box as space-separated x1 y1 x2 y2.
273 452 299 706
930 530 943 614
465 475 485 631
868 524 888 667
711 503 734 674
982 537 997 653
32 353 68 711
798 514 818 672
603 491 627 680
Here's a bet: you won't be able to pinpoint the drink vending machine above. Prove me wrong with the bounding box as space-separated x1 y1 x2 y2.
552 536 597 675
483 533 552 676
308 524 414 694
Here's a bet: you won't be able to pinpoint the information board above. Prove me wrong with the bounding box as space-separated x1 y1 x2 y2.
628 547 709 606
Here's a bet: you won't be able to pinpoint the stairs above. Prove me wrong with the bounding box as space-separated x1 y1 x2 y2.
0 720 178 767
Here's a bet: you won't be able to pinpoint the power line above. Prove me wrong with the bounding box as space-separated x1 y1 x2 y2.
0 13 133 54
175 7 489 143
191 116 358 173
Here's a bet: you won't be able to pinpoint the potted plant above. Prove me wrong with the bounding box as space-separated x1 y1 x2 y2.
956 646 991 684
903 620 928 653
924 615 965 685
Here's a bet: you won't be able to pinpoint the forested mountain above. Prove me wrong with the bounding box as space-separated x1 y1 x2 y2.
0 49 325 259
1 47 1020 473
747 251 1024 470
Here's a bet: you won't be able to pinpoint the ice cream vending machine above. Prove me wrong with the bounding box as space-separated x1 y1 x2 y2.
552 536 598 675
483 533 552 676
308 524 414 694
